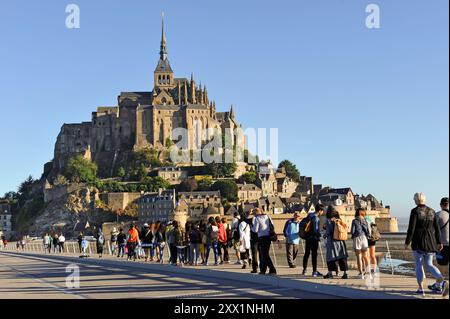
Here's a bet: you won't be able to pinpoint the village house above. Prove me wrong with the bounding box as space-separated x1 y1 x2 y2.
237 183 262 203
138 189 176 223
156 166 188 185
0 202 12 236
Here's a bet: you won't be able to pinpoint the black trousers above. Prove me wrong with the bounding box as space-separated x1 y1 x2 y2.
258 236 276 274
327 258 348 272
169 244 177 264
303 238 319 272
218 242 229 262
250 239 259 272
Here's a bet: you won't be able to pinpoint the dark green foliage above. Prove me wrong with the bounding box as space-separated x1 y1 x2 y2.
211 180 238 203
64 155 98 183
278 160 300 182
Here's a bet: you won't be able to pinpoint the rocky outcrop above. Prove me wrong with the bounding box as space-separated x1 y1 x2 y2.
28 186 118 238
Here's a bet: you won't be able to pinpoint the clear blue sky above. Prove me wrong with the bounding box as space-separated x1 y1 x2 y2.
0 0 448 217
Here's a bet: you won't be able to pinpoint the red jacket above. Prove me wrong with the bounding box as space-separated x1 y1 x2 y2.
218 222 227 243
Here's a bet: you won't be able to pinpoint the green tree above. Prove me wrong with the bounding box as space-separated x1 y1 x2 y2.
64 155 98 183
222 162 237 177
240 171 257 184
278 160 300 182
142 177 170 192
197 176 213 191
211 180 238 203
117 167 126 180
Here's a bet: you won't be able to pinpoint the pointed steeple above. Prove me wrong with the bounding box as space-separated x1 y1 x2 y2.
160 12 168 61
230 104 235 119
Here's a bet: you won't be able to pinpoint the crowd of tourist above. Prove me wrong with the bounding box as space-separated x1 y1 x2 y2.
26 193 448 297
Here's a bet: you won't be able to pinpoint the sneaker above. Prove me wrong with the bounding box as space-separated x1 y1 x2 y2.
235 260 242 265
242 264 247 269
289 265 297 269
323 273 333 279
428 283 441 292
258 272 266 275
301 269 307 276
358 273 365 280
414 289 425 296
312 271 323 277
341 273 349 279
268 272 277 276
214 262 219 266
251 270 258 274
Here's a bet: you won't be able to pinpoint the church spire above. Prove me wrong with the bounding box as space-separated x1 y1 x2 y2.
160 12 168 61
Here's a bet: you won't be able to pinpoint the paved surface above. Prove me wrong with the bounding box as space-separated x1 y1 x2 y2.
0 252 336 299
0 250 447 299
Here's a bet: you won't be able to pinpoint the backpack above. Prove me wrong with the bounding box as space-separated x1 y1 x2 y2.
98 235 104 245
369 224 381 242
298 215 312 240
333 219 348 241
233 228 240 241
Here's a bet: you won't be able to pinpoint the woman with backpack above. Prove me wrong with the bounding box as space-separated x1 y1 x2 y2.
174 223 186 267
364 211 381 276
323 207 349 279
204 217 219 266
351 208 371 279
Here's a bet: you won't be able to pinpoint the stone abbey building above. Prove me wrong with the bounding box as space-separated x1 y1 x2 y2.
51 19 240 176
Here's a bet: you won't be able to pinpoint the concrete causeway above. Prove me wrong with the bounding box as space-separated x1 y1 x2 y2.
1 247 447 299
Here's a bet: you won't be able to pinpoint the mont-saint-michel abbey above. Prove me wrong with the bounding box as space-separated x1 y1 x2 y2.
52 19 240 177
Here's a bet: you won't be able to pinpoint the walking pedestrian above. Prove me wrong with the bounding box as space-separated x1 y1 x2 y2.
43 233 50 253
216 216 229 264
405 193 448 296
96 228 105 258
323 207 349 279
231 212 242 264
77 232 83 253
253 208 277 275
127 224 139 261
141 223 153 262
167 221 178 265
430 197 449 297
283 212 301 268
248 209 260 274
351 208 371 279
204 217 219 266
155 223 166 263
52 234 59 253
188 223 201 266
110 227 118 256
301 204 324 277
58 233 65 253
116 228 126 258
239 213 251 269
365 212 381 276
174 223 186 267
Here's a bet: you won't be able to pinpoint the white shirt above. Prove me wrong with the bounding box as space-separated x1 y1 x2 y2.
239 221 251 250
253 214 271 237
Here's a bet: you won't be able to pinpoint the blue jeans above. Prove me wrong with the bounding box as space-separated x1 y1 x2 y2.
157 243 165 261
205 242 218 264
190 243 200 264
177 247 185 263
413 250 443 284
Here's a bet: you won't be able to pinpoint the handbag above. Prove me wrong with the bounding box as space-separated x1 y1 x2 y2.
268 217 278 242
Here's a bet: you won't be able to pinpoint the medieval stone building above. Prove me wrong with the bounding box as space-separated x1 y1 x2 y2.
51 18 240 177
